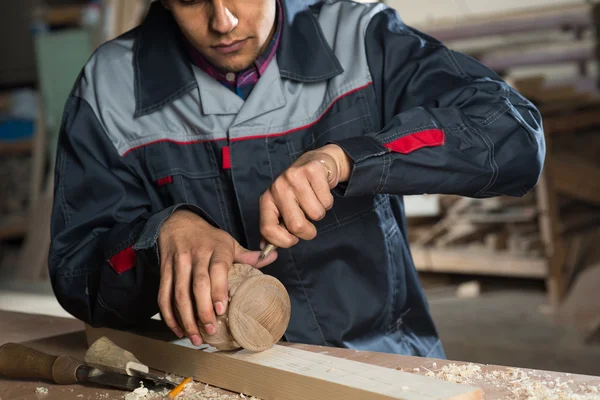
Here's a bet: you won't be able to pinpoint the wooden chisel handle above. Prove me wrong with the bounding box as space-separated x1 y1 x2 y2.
0 343 83 384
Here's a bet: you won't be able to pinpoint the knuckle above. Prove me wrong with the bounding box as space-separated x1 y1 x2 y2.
272 178 288 194
260 223 277 238
284 168 300 181
197 310 214 323
287 236 300 247
174 289 188 304
313 209 326 221
173 251 192 265
324 197 334 210
193 274 210 291
287 218 307 234
210 260 229 272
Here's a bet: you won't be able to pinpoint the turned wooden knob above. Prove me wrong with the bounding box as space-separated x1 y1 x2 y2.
199 263 291 352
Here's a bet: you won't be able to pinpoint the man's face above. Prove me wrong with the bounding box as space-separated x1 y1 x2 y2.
162 0 277 72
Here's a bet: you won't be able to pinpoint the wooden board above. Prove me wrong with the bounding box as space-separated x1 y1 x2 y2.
417 3 592 42
85 325 483 400
411 245 547 279
2 311 600 400
551 154 600 207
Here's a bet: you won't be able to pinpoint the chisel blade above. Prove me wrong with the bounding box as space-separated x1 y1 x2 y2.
80 367 165 392
130 368 177 388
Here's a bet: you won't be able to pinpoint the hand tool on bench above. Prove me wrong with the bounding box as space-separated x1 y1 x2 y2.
0 342 176 392
84 336 175 386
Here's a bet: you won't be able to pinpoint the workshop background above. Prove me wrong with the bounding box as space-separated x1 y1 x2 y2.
1 0 599 377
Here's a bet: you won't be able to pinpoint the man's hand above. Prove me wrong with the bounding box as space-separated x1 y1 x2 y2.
157 210 277 346
259 144 352 249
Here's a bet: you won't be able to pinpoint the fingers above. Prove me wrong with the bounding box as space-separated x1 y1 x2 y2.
191 251 216 337
232 240 278 268
173 252 203 346
208 249 232 317
259 190 300 248
289 174 327 221
273 182 317 242
157 258 184 339
260 159 335 247
305 161 335 210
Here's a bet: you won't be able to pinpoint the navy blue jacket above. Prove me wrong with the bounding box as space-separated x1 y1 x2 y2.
49 0 545 359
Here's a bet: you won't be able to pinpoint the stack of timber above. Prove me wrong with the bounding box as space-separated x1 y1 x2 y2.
409 2 600 311
416 2 599 87
408 193 547 279
409 75 600 309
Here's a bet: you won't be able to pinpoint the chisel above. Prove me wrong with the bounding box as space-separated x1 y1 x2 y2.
0 343 176 392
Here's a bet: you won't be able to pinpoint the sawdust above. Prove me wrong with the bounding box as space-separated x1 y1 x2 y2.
122 375 262 400
35 387 48 394
422 363 600 400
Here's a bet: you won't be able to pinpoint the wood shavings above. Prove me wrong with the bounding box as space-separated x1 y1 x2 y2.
35 387 48 394
123 382 169 400
124 383 149 400
122 374 262 400
423 363 600 399
175 382 261 400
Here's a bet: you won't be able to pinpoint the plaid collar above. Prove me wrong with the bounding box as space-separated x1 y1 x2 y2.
184 0 283 98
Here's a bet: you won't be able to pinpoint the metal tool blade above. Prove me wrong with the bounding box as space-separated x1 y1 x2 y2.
130 368 177 388
77 367 164 392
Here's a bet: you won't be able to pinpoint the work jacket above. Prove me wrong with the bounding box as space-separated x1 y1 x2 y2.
49 0 545 359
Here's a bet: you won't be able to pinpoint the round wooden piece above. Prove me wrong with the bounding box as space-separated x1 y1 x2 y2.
228 275 291 352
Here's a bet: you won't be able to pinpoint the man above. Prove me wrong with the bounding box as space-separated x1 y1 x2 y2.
49 0 545 359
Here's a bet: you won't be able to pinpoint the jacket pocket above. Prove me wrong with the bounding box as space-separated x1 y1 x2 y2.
142 141 227 228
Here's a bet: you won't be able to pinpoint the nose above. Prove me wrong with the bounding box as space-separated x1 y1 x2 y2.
210 0 238 34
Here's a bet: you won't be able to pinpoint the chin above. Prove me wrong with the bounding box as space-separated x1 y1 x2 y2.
211 53 256 73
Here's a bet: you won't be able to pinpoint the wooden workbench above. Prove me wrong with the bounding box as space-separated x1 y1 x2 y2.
1 310 599 399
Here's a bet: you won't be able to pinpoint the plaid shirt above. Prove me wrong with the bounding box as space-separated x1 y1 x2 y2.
185 0 283 100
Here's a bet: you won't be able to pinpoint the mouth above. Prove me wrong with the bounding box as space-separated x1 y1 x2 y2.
211 38 249 55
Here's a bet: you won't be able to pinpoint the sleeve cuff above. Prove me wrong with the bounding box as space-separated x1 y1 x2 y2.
328 136 390 197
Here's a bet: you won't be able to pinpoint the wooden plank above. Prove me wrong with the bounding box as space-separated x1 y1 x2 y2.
535 156 568 308
479 41 593 72
539 98 600 115
462 207 537 224
544 109 600 136
417 3 592 42
0 215 28 240
85 325 483 400
39 5 85 26
411 245 547 279
0 139 33 156
551 154 600 206
434 222 486 247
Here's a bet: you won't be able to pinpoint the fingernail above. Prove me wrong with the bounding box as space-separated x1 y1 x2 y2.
174 328 184 338
215 301 225 315
190 335 201 346
204 324 216 335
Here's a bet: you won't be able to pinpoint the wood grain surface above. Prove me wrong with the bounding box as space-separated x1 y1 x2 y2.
1 311 599 400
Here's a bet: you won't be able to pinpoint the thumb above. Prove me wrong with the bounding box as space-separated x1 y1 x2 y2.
233 240 278 268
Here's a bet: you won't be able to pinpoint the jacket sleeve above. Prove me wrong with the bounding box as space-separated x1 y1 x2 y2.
330 7 546 198
48 95 217 329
